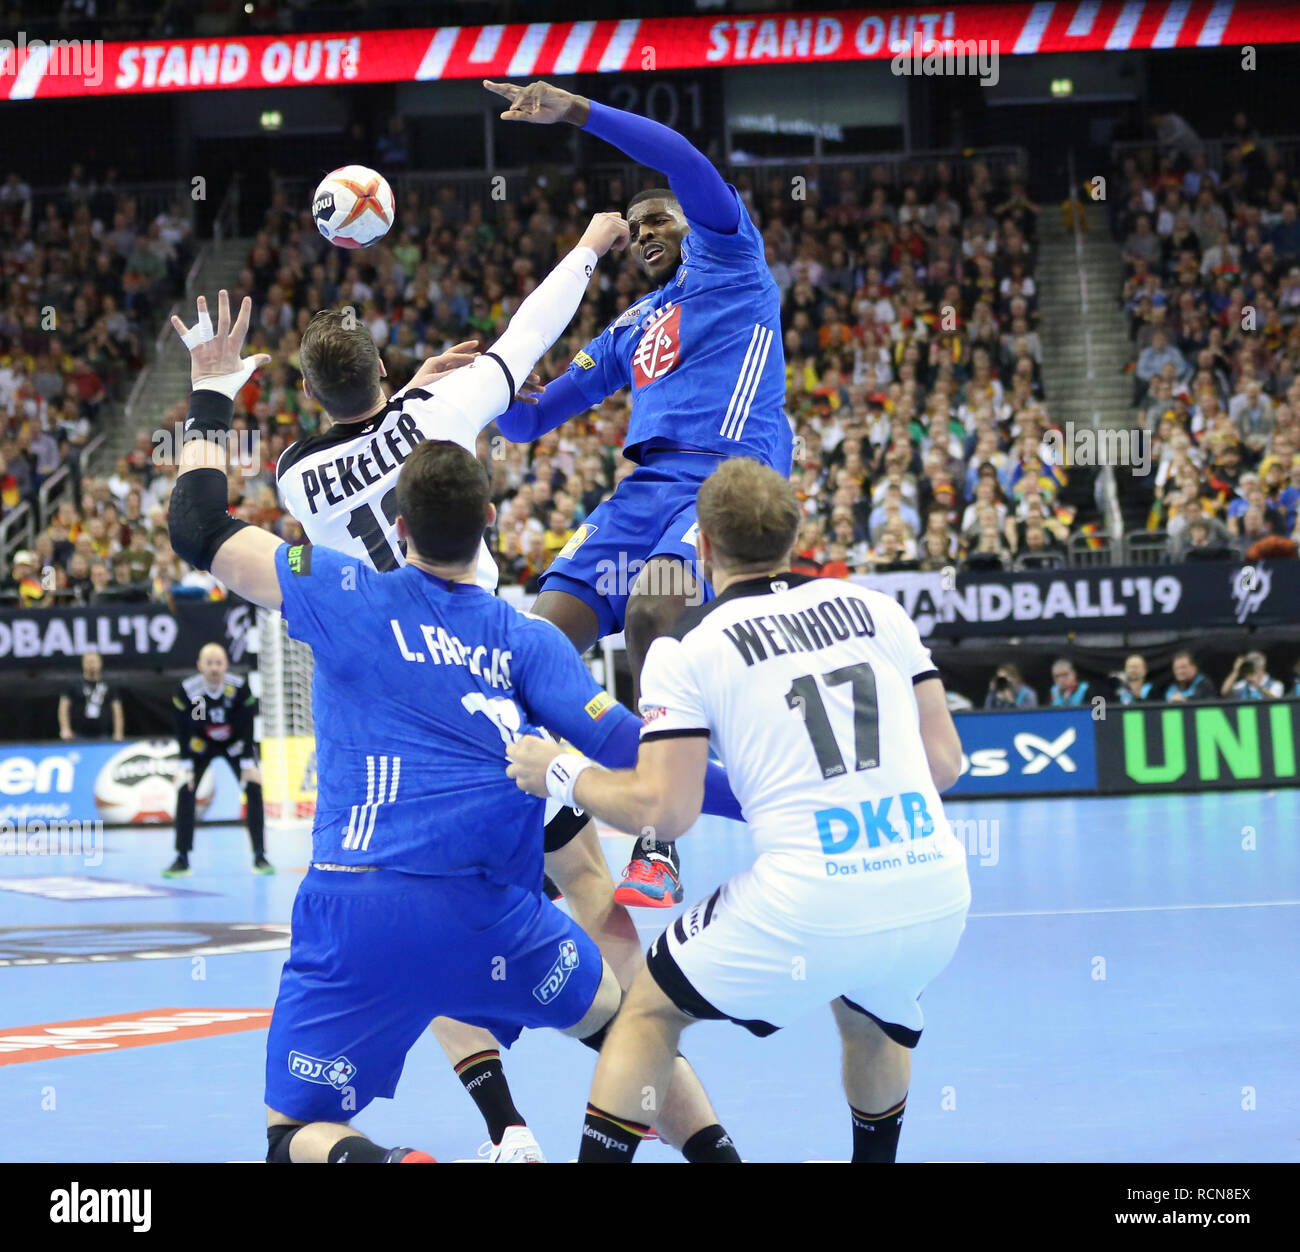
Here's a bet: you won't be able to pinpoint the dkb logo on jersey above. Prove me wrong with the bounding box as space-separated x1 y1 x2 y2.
632 304 681 388
288 1051 356 1089
532 939 581 1005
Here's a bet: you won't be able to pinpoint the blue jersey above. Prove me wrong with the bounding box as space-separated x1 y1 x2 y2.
274 542 622 888
565 185 790 471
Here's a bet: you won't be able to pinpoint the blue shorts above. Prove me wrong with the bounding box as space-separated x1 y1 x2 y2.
264 867 602 1122
538 449 723 637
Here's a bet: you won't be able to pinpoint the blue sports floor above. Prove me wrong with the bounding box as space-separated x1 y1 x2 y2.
1 789 1296 1162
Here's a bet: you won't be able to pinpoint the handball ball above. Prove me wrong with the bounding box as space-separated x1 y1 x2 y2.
313 165 395 249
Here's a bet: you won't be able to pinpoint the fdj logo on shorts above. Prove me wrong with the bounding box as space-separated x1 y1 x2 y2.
288 1051 356 1089
532 939 581 1005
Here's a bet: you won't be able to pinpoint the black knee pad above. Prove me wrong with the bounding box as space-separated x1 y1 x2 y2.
266 1122 300 1163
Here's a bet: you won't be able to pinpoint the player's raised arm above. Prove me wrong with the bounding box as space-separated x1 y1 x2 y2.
410 212 628 447
166 290 285 609
485 80 739 234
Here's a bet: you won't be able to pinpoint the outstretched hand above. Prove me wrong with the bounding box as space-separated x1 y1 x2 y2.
484 79 589 126
397 340 481 397
171 290 270 388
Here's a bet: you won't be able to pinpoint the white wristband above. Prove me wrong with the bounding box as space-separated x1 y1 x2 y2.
193 359 261 401
546 752 593 809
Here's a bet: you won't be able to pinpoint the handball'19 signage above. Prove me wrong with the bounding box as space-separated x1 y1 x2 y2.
1096 701 1300 794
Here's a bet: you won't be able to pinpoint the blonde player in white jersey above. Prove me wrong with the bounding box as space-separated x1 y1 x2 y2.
274 212 736 1165
507 457 971 1163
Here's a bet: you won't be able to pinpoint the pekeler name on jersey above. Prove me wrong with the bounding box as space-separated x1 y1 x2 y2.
300 412 423 515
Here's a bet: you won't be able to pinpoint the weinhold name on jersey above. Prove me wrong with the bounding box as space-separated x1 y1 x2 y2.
723 595 876 667
299 412 423 514
389 619 512 689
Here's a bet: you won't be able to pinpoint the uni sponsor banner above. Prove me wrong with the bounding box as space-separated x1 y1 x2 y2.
0 601 255 671
855 562 1300 639
949 708 1097 797
0 1008 271 1065
2 3 1294 101
1096 699 1300 794
0 739 245 827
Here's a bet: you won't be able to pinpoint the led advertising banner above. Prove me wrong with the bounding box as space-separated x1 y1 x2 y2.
2 3 1293 101
1095 699 1300 794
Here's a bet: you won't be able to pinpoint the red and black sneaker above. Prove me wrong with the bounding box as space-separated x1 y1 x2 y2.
382 1146 436 1162
612 838 683 909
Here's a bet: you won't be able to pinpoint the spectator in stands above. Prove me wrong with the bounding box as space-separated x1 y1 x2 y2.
1 549 45 606
1123 214 1162 270
58 651 124 741
1114 654 1154 704
1136 329 1189 400
1165 651 1215 702
1049 659 1090 707
1182 516 1232 560
1152 112 1203 164
1229 380 1275 451
86 561 116 603
63 551 93 604
984 662 1038 710
1221 651 1284 699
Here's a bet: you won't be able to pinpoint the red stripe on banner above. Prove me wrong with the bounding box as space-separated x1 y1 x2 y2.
590 19 642 74
1123 1 1183 51
0 4 1293 100
531 21 578 77
490 23 533 76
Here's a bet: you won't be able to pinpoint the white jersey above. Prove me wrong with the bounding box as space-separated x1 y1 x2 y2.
276 355 514 589
638 572 969 935
277 242 600 588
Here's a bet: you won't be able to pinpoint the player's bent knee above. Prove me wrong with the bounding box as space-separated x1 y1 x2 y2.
623 587 688 645
563 959 621 1039
266 1111 306 1163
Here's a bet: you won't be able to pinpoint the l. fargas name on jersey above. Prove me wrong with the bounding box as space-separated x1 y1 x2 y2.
389 619 512 689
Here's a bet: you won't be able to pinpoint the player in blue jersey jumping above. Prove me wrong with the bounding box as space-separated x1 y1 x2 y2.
485 79 792 907
165 290 741 1164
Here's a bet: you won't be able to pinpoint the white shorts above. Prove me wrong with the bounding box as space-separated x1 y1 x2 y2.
646 873 969 1045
